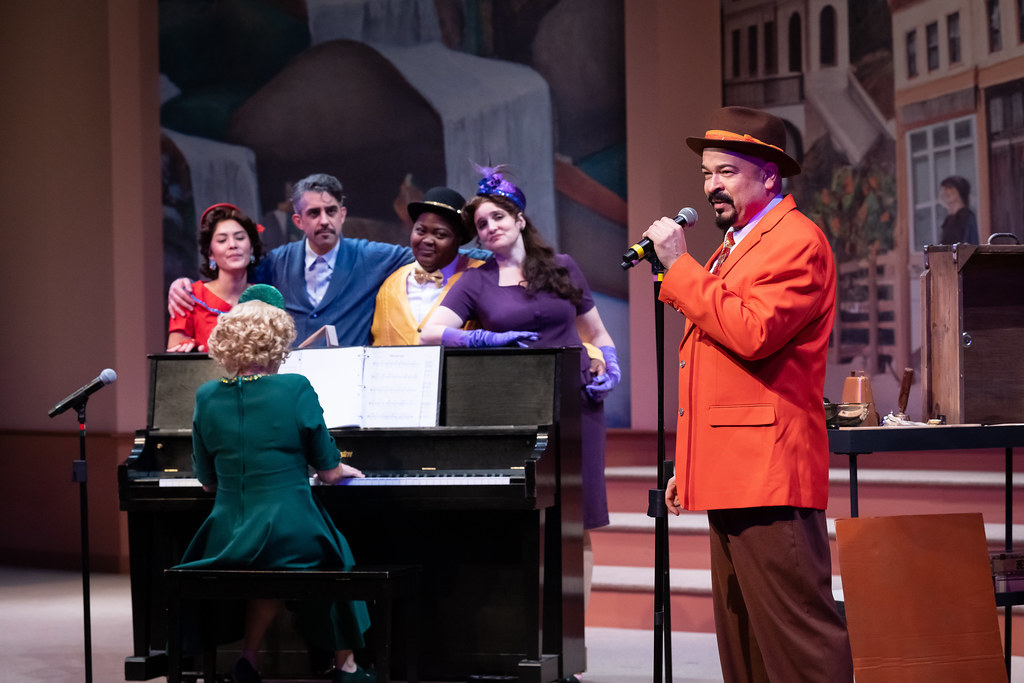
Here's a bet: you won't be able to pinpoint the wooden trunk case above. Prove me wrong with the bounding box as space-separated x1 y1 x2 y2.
922 244 1024 424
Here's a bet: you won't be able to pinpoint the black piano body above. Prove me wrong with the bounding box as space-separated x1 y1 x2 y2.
118 347 585 682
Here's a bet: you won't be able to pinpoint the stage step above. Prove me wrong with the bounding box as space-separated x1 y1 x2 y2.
607 465 1022 490
605 466 1024 525
591 460 1024 654
592 563 844 600
601 510 1024 547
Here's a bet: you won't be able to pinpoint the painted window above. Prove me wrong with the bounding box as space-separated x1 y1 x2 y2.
926 22 939 71
732 28 741 78
765 20 777 75
748 25 758 75
947 12 961 64
820 5 837 67
988 0 1002 52
986 79 1024 240
906 29 918 78
788 12 802 73
908 115 977 251
1019 0 1024 43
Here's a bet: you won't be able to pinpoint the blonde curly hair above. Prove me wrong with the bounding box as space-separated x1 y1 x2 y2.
208 301 296 376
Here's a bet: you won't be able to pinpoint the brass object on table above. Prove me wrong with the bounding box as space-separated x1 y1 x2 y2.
824 401 872 428
841 370 879 426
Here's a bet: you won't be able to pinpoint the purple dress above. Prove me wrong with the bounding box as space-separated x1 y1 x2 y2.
442 254 609 529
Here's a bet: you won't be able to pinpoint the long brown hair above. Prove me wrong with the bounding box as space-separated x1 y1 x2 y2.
463 195 583 305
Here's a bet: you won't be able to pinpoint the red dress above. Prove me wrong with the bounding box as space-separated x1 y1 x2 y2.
167 281 231 348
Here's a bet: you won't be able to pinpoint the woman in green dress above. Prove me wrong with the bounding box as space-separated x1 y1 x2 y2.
175 285 375 683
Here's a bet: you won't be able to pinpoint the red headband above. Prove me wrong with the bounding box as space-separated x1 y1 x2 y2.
200 202 264 233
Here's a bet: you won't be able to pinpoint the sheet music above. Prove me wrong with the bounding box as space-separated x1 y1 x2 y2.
279 346 442 428
279 346 365 428
362 346 441 427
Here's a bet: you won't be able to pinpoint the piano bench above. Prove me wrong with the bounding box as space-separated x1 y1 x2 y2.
164 565 420 683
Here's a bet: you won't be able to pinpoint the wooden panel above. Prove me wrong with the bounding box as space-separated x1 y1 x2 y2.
837 513 1007 683
922 246 964 421
923 245 1024 423
962 252 1024 424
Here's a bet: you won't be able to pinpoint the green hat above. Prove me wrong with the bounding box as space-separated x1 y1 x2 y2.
238 284 285 310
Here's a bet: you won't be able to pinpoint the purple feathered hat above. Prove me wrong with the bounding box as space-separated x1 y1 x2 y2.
474 163 526 212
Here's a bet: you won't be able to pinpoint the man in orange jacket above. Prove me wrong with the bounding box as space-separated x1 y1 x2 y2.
643 107 853 683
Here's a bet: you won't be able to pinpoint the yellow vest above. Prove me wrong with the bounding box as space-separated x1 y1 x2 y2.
370 255 484 346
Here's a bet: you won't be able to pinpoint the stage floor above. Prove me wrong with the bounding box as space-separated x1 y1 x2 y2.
2 565 1021 683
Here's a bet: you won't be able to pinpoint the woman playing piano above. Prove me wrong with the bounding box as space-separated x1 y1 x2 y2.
166 203 264 352
419 165 621 638
174 285 375 683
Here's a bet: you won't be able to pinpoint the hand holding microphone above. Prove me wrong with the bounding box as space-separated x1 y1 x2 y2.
621 207 698 270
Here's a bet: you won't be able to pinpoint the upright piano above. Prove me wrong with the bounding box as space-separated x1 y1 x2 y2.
118 347 585 683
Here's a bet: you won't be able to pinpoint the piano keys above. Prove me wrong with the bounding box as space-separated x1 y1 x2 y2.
159 474 516 487
334 474 513 486
118 347 584 683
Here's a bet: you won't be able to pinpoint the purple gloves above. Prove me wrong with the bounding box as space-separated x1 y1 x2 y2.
441 327 539 348
586 345 621 402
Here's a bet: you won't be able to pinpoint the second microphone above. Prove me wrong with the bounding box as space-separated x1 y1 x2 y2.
620 207 698 270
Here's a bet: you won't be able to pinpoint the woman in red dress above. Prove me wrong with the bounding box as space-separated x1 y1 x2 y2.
167 203 263 351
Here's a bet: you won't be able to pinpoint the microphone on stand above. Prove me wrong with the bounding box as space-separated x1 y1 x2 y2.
47 366 117 683
620 207 698 270
49 369 117 418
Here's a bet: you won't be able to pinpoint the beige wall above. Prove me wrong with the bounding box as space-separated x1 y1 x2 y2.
0 0 161 571
0 0 722 569
625 1 722 431
0 0 162 434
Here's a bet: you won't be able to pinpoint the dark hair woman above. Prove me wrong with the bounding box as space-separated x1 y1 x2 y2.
419 167 621 644
166 203 264 352
938 175 979 244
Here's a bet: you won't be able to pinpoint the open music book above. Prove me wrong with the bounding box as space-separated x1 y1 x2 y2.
278 345 442 428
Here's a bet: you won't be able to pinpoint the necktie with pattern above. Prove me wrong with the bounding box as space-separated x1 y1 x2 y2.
711 229 736 275
308 255 330 306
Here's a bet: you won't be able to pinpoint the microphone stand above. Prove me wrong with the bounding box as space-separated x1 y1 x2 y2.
53 398 95 683
644 254 673 683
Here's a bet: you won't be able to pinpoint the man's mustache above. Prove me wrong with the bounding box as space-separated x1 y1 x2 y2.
708 191 733 206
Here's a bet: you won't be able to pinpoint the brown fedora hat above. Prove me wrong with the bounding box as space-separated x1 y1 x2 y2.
686 106 801 177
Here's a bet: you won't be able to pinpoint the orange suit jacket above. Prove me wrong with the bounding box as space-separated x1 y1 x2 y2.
659 195 836 511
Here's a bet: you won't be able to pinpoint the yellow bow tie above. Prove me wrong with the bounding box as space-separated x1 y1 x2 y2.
413 267 444 287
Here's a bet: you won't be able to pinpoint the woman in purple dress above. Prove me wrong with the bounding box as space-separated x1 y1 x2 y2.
420 166 620 621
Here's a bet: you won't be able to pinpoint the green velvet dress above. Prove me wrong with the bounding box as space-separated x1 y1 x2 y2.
176 372 370 651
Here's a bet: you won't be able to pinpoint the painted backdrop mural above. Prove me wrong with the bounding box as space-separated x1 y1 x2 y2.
158 0 631 425
720 0 900 404
722 0 1024 418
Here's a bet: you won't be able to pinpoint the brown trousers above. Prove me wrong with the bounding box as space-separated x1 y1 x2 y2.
707 507 853 683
